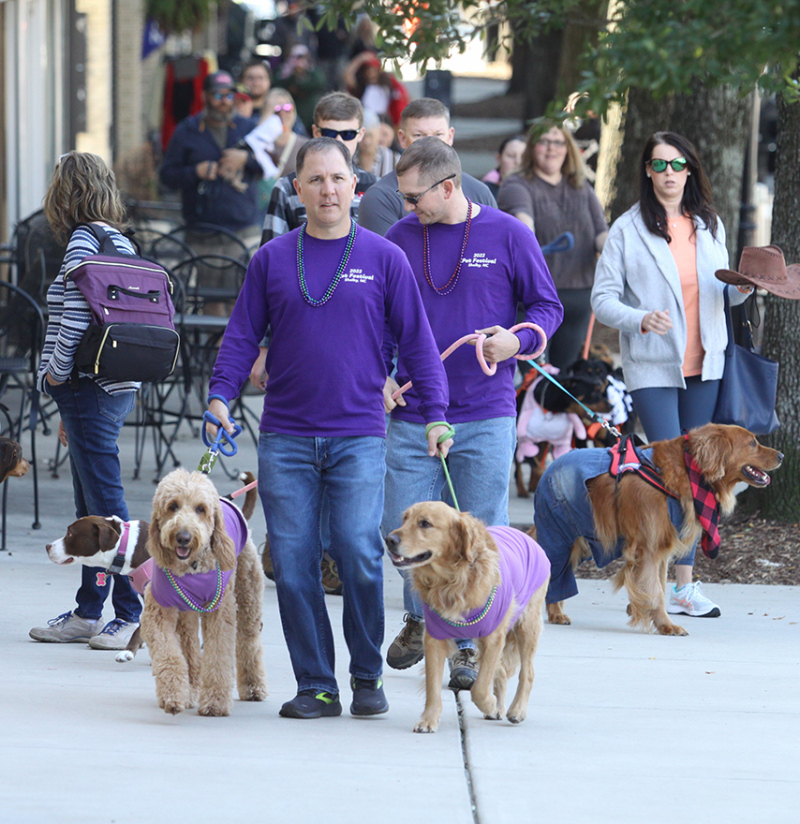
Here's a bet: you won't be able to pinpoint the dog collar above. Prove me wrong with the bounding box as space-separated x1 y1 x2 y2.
105 517 140 575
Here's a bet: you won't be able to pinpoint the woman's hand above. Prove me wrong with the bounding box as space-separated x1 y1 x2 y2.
46 373 64 387
58 420 68 447
641 310 673 335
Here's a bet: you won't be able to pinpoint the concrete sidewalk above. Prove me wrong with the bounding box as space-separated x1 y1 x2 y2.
1 398 798 823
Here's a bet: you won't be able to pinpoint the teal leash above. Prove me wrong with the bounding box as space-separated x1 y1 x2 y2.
524 359 622 441
425 421 459 512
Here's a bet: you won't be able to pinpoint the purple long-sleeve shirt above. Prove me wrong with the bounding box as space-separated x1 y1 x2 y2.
209 225 448 437
385 206 562 424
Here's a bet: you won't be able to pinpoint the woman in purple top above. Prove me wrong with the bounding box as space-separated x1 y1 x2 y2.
207 138 450 721
381 137 562 690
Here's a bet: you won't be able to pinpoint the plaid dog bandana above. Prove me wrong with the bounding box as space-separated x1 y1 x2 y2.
683 435 720 559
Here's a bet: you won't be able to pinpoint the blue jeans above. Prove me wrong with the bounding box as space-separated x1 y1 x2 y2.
258 432 386 695
382 417 516 622
630 377 721 567
48 379 140 622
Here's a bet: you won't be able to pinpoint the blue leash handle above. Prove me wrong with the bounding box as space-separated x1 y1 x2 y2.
540 231 574 255
202 410 241 457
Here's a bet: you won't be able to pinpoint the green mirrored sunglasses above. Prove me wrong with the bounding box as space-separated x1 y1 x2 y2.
648 157 688 173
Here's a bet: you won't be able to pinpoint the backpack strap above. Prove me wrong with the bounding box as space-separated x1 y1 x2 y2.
74 223 129 258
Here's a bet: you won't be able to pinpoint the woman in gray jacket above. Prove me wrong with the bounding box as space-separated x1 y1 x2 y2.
592 131 752 619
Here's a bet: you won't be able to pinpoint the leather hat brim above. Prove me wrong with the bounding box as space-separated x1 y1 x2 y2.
715 265 800 299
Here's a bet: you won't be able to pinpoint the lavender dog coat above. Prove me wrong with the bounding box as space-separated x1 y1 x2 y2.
147 498 248 611
423 526 551 640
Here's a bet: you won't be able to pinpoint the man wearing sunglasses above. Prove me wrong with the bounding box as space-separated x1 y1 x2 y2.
358 98 497 237
381 138 562 689
160 70 263 247
259 92 378 246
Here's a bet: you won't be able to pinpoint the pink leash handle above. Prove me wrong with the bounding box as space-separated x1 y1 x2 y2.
391 322 547 401
229 479 258 498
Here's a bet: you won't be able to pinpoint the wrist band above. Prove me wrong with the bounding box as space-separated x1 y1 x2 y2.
425 421 455 443
207 394 229 409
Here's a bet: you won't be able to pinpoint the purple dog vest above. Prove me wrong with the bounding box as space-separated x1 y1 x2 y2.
423 526 551 640
149 498 248 611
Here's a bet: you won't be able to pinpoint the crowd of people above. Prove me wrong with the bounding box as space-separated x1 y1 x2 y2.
28 32 756 718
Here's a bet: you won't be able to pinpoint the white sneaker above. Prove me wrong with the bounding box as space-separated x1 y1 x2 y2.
666 581 721 617
88 619 140 650
29 611 101 643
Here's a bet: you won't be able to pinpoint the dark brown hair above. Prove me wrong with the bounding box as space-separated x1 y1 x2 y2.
638 131 718 242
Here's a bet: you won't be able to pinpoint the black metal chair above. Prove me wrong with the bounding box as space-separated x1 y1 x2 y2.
167 223 252 265
0 281 45 546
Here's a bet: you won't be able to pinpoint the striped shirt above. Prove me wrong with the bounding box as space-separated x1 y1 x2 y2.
259 167 377 246
37 224 140 396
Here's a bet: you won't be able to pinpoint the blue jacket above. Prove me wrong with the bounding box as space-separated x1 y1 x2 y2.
160 113 261 230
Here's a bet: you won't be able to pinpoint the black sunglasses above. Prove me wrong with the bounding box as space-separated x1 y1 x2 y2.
319 127 360 141
648 157 688 173
396 174 456 206
211 91 235 102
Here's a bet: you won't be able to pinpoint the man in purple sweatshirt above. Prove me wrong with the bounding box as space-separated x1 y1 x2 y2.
382 137 562 688
207 138 450 720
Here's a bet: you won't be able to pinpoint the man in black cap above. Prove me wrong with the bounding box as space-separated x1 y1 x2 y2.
160 70 263 264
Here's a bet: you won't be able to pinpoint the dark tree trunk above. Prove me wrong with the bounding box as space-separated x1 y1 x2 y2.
752 85 800 521
509 29 563 122
599 81 750 261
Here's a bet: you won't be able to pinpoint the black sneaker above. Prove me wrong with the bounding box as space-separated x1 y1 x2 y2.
448 647 479 691
279 690 342 719
350 677 389 716
386 614 424 669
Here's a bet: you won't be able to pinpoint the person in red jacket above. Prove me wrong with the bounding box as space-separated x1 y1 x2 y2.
343 52 410 128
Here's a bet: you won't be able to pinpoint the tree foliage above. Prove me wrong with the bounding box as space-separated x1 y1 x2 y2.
145 0 214 35
319 0 800 114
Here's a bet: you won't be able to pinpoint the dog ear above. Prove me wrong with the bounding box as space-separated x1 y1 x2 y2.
147 516 168 567
448 512 485 565
210 501 237 571
690 426 732 482
96 520 122 552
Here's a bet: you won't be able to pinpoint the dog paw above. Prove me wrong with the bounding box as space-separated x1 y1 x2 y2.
160 699 187 715
546 603 571 625
483 711 503 721
198 700 232 717
472 693 498 718
413 715 440 733
506 708 527 725
115 650 134 663
657 623 689 637
240 684 268 702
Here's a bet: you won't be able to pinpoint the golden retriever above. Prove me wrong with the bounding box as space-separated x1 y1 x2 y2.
143 469 267 716
534 424 783 635
386 502 550 733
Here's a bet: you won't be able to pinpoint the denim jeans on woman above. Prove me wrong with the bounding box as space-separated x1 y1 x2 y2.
382 416 517 621
630 375 721 567
48 378 140 622
258 432 386 695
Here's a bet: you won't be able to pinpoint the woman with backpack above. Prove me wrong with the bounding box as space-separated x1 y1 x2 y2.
29 152 142 650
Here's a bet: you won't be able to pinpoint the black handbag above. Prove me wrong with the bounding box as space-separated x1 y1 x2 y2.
713 291 780 435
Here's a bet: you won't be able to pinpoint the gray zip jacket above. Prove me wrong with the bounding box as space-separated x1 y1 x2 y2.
591 203 747 391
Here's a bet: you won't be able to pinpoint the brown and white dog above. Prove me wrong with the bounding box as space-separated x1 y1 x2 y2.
386 502 550 733
0 436 29 482
44 473 258 667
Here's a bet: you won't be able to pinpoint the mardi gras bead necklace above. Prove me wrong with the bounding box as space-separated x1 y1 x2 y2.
296 219 357 306
422 199 473 296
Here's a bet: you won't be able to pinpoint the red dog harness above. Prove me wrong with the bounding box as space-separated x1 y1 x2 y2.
608 435 678 500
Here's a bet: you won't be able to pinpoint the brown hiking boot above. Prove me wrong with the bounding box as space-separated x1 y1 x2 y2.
321 553 343 595
386 614 425 669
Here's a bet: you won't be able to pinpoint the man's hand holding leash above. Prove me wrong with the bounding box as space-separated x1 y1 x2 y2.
472 325 522 362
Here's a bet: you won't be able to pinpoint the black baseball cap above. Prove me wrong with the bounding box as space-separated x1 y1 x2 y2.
203 71 235 93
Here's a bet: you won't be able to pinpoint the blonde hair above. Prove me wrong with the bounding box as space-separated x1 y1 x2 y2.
520 119 586 189
44 152 128 243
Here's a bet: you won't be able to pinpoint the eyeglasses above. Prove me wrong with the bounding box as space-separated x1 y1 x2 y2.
396 174 456 206
274 103 294 113
648 157 688 173
319 127 360 141
537 138 567 149
211 91 235 102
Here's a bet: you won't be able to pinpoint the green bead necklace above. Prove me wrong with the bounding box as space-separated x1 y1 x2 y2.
426 585 498 627
163 563 224 613
296 219 357 306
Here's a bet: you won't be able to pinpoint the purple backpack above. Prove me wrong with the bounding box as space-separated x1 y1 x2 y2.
66 225 179 383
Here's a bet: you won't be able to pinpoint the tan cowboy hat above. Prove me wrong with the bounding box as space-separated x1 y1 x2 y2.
716 245 800 299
